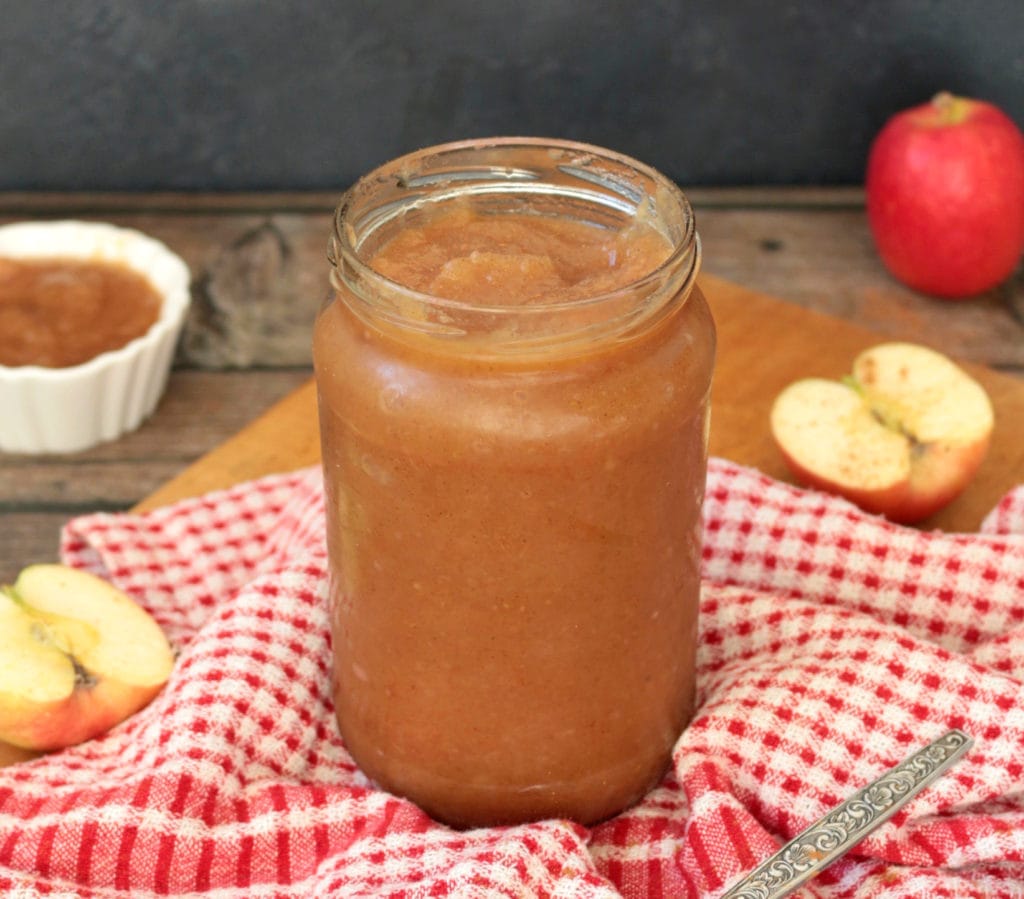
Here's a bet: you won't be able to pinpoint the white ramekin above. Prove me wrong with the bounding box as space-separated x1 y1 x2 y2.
0 220 191 454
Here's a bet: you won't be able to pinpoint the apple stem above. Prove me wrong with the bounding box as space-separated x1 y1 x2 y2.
841 375 864 396
931 91 968 125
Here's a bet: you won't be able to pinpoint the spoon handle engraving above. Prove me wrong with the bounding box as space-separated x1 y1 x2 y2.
720 728 974 899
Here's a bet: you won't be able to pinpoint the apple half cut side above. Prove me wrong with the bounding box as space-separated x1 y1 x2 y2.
770 342 994 524
0 564 175 751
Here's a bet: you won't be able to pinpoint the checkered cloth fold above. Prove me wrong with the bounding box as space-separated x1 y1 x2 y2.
1 458 1023 898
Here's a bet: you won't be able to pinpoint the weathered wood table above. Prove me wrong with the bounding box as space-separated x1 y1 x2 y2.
3 186 1023 588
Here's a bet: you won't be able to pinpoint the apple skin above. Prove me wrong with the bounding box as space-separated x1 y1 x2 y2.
0 657 159 752
0 565 174 752
774 417 991 525
770 343 994 525
866 92 1024 298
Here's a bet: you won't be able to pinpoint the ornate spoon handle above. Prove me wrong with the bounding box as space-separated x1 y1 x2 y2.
720 728 973 899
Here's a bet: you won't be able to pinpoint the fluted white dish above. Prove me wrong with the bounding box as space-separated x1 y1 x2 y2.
0 220 191 454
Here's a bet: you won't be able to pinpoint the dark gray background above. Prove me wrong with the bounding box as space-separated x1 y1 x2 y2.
2 1 1022 191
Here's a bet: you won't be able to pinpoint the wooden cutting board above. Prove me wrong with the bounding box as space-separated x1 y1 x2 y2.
137 272 1024 532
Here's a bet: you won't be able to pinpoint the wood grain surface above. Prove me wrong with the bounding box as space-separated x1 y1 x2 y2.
136 272 1024 532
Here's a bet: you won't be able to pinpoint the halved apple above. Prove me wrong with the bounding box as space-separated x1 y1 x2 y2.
770 342 994 524
0 564 174 751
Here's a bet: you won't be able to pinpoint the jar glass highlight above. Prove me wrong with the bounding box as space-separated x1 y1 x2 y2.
314 137 716 828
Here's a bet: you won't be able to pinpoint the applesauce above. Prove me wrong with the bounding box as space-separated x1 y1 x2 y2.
314 139 715 827
0 257 162 368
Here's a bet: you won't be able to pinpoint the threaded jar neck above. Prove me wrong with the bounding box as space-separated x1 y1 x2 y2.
329 137 700 359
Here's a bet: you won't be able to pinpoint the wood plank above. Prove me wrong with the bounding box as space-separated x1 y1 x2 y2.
134 379 321 512
698 208 1024 373
132 273 1024 533
0 370 312 580
0 512 67 585
0 371 312 498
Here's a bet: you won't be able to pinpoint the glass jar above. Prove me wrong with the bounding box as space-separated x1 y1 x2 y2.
314 138 715 828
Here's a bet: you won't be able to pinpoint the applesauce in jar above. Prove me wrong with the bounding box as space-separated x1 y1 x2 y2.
314 139 715 828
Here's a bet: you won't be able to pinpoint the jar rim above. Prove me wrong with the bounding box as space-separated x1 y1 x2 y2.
329 136 700 318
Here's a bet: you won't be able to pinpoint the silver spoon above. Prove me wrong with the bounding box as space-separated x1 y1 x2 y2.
720 728 973 899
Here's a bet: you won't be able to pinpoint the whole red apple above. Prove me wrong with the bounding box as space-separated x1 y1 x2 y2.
866 92 1024 298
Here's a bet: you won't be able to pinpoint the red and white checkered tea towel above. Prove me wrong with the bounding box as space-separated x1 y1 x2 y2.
2 458 1023 898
